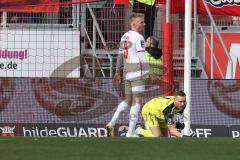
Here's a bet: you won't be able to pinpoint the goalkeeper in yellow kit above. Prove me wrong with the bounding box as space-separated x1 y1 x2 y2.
135 91 195 138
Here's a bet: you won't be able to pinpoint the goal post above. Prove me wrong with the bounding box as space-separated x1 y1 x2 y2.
183 0 192 136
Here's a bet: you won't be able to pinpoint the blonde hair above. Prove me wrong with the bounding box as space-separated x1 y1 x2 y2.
129 13 144 25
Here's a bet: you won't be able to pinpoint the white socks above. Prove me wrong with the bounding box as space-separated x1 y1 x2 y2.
127 103 141 136
107 101 130 127
107 101 141 137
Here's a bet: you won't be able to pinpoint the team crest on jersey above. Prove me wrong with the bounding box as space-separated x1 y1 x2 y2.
206 0 240 8
141 40 145 48
123 35 130 40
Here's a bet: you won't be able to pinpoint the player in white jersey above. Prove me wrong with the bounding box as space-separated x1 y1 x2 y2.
106 13 150 137
121 30 149 81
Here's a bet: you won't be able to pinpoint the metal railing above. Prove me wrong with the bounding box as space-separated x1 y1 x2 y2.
198 24 224 78
83 3 113 78
200 0 233 79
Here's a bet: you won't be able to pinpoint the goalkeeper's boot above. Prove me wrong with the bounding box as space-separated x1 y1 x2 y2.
106 126 114 137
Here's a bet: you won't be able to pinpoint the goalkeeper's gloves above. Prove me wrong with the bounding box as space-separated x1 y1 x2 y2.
175 122 185 130
182 132 197 138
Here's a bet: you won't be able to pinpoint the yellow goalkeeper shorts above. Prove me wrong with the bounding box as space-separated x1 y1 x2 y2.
141 108 167 129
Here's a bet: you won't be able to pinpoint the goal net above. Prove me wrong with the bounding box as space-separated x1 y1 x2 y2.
0 0 173 137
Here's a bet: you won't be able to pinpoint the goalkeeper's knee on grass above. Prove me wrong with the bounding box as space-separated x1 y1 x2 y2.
134 124 154 137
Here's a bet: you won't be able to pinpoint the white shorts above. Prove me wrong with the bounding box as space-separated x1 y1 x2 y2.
125 79 145 94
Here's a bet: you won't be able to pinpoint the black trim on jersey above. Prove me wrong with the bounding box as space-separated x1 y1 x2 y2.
162 102 175 125
178 109 184 114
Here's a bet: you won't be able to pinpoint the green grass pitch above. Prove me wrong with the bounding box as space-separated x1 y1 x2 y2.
0 137 239 160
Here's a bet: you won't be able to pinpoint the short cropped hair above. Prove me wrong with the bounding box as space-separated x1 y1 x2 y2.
129 12 144 25
174 90 186 97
